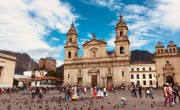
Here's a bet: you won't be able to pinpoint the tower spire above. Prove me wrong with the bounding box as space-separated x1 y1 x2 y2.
71 18 74 27
120 9 123 20
93 32 96 39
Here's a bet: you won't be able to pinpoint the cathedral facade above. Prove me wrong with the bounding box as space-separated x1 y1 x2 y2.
64 14 180 87
64 14 131 87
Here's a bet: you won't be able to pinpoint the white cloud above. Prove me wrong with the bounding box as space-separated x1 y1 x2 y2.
107 0 180 49
0 0 79 60
51 37 59 41
82 0 124 11
56 60 64 67
150 0 180 31
124 5 149 14
87 33 93 38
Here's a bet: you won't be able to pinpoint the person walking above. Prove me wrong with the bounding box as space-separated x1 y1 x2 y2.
132 87 137 98
36 86 39 97
139 86 142 98
146 87 151 98
164 83 173 107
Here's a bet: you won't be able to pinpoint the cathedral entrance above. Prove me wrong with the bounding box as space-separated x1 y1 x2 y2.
107 77 112 87
78 77 82 86
166 75 174 85
91 75 97 87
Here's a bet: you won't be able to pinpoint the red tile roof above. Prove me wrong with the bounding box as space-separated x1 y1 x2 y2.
31 76 63 82
18 78 30 82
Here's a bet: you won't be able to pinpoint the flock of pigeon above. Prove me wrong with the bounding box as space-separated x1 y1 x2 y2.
0 90 179 110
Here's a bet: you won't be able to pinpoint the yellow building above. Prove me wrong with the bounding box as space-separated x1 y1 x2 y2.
0 53 16 88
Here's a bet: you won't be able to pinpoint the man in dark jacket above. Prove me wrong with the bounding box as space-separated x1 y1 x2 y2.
139 86 142 98
173 83 180 103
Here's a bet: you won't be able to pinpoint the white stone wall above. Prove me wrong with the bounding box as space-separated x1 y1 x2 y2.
130 63 157 87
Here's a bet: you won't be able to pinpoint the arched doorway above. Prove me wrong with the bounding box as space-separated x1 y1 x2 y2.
166 75 174 85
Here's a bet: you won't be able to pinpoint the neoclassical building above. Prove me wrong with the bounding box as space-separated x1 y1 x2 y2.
64 14 180 87
64 14 131 87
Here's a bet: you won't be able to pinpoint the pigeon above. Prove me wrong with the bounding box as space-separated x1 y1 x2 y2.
101 105 105 109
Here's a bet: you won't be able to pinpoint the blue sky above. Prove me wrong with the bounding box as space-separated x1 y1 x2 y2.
0 0 180 66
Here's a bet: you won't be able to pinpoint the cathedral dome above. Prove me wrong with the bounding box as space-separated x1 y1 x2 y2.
116 15 128 29
67 22 78 35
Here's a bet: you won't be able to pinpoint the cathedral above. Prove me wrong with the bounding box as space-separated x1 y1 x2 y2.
63 14 180 87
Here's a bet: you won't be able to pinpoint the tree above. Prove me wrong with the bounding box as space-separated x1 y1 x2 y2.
46 70 64 79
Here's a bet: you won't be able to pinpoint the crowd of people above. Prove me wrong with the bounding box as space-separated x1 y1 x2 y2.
0 83 180 107
163 83 180 107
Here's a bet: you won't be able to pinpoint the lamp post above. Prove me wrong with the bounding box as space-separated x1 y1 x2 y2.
101 76 106 87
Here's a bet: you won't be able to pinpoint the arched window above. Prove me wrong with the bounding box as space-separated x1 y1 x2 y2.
120 47 124 54
68 51 71 58
79 70 81 75
166 61 169 64
120 31 123 37
158 49 160 53
75 52 78 58
108 68 111 74
161 49 163 53
69 38 72 42
170 48 172 53
93 51 96 57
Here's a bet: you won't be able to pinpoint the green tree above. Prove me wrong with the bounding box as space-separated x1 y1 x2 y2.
46 70 64 79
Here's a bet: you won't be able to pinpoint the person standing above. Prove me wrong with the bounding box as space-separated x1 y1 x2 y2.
31 86 36 99
66 85 70 101
38 87 43 103
103 87 107 97
139 86 142 98
0 88 1 95
169 83 175 104
24 87 27 94
36 86 39 97
84 86 87 94
173 83 180 103
164 83 173 107
150 86 154 99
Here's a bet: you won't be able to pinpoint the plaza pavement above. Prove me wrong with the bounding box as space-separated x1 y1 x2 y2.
0 90 179 110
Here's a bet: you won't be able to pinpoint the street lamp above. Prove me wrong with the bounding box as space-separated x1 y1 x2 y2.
101 75 106 87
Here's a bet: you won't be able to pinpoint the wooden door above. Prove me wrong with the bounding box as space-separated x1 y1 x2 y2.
91 75 97 87
107 77 112 87
78 78 82 86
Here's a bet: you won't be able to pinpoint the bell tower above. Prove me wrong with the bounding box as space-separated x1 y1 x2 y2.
115 12 130 57
64 20 79 60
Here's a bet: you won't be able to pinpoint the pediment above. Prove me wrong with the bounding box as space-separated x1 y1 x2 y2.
82 39 106 46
